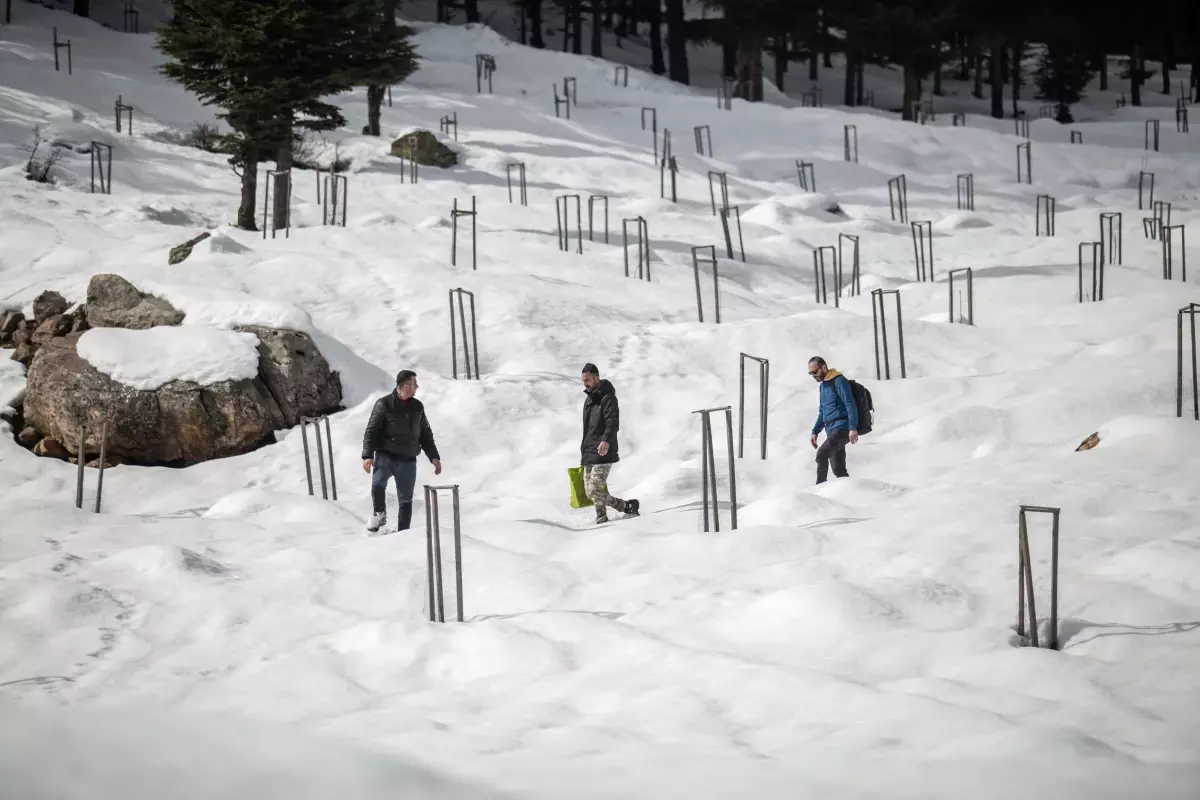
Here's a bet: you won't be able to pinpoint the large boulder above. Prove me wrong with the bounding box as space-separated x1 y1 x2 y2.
23 334 285 465
238 325 342 427
85 274 185 329
390 130 458 168
32 291 68 324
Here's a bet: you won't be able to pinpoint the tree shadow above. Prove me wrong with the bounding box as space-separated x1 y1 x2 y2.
1059 618 1200 649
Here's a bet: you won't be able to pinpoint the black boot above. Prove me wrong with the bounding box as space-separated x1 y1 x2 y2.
624 499 640 516
396 502 413 531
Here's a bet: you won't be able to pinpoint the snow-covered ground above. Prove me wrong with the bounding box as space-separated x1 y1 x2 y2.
2 5 1200 798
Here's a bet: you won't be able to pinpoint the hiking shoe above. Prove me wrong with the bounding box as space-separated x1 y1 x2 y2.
595 508 609 525
366 512 387 533
625 499 640 517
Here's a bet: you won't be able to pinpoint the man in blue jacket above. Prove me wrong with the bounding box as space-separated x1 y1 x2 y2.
808 356 859 484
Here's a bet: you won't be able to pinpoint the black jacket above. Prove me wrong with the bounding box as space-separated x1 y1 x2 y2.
361 393 440 462
581 379 620 465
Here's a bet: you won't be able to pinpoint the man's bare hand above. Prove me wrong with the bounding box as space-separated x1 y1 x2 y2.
432 459 443 476
849 430 859 445
597 441 610 457
810 434 819 449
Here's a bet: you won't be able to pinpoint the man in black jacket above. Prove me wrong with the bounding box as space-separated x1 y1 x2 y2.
361 370 442 534
580 363 639 524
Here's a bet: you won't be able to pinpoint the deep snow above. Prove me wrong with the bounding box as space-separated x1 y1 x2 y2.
1 5 1199 799
76 326 262 390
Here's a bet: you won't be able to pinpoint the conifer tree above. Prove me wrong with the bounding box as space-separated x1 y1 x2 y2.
158 0 418 229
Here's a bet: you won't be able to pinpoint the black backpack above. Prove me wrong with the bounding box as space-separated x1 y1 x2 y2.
847 379 874 435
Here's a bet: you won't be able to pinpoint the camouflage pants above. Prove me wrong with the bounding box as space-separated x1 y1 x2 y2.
583 464 625 518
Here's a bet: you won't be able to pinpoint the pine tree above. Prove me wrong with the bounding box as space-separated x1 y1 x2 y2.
158 0 418 229
363 0 421 137
1034 44 1093 122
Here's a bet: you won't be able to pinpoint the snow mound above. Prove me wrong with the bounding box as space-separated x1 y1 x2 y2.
195 230 254 256
76 326 260 390
742 195 847 229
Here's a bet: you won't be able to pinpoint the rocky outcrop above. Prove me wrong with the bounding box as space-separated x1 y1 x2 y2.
23 333 285 465
0 310 23 348
32 291 68 324
11 274 343 467
390 130 458 168
168 232 212 265
238 325 342 427
85 274 185 329
1075 432 1100 452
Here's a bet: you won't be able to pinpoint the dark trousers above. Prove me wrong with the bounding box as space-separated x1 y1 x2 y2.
815 429 850 484
371 452 417 528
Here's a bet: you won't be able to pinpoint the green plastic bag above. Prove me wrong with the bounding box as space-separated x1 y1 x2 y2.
568 466 606 509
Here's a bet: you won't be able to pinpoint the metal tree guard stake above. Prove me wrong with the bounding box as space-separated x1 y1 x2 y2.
871 289 907 380
448 288 480 380
300 415 338 501
450 196 478 271
1179 304 1200 421
888 175 908 223
1077 243 1104 302
948 267 974 324
838 233 861 298
1016 505 1061 650
738 354 769 460
957 174 975 211
73 419 108 513
911 221 934 282
424 484 464 623
587 194 609 244
1099 212 1123 265
694 406 738 531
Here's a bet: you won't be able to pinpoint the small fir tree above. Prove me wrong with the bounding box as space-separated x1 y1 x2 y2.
1034 44 1094 123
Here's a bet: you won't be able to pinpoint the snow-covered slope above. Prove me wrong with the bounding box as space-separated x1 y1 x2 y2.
2 6 1199 798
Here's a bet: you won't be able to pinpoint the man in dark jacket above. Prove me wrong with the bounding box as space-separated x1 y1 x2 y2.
361 370 442 534
808 356 859 484
581 363 639 524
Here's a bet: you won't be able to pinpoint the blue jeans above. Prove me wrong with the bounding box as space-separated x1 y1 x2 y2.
371 452 417 516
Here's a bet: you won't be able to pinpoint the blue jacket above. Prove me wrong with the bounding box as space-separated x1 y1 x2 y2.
812 370 859 436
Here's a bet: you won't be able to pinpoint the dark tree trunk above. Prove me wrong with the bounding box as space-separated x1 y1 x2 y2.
856 62 864 105
843 48 856 105
273 121 293 233
591 0 602 56
933 58 944 95
722 38 736 80
665 0 688 84
1131 43 1142 106
648 0 664 74
973 53 984 98
530 0 545 48
1162 36 1172 94
1096 52 1107 90
959 36 970 80
902 62 920 121
990 43 1004 118
366 0 396 138
72 0 88 17
809 48 818 80
366 86 384 136
236 144 259 232
999 44 1008 84
774 35 787 92
735 32 764 102
1011 44 1021 117
615 0 628 37
571 0 583 54
464 0 478 23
